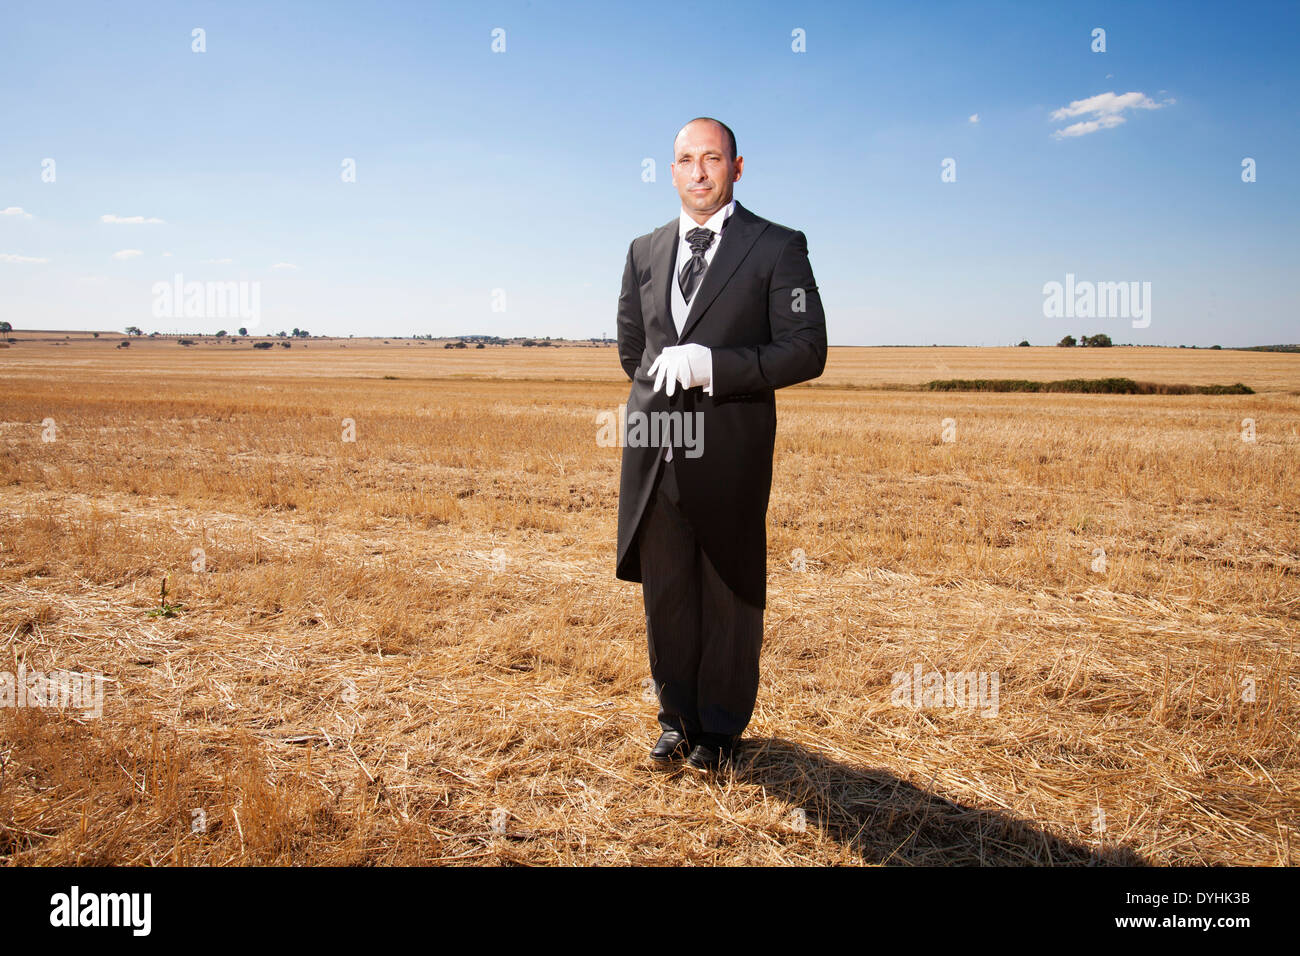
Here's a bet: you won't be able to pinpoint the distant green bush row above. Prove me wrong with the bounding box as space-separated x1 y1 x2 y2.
925 377 1254 395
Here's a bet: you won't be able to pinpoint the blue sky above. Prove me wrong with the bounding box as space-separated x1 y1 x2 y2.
1 0 1296 345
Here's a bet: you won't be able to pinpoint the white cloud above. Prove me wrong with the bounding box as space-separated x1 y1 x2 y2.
201 257 234 264
270 262 298 270
101 214 165 224
2 207 33 219
968 113 980 124
111 249 144 260
1 252 49 263
161 251 173 257
1050 90 1172 139
1054 115 1128 138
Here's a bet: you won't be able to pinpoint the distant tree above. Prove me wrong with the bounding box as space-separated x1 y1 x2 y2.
292 328 300 337
216 330 227 338
238 327 248 336
178 338 195 346
1057 335 1077 347
0 321 11 334
253 341 273 349
117 340 130 348
476 342 485 349
1210 344 1222 350
126 326 143 336
92 331 99 338
279 341 291 348
1083 333 1113 347
1017 340 1030 347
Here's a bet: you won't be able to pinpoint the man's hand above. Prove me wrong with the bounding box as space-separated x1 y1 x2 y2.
648 344 713 397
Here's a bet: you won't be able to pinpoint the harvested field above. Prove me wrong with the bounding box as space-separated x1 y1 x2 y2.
1 338 1296 865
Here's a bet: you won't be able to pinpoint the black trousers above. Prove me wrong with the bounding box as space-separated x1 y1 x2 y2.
637 455 765 746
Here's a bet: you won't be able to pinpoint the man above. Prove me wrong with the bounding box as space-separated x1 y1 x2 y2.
615 117 827 771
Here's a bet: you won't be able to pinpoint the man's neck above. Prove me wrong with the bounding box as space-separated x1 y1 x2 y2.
682 199 733 227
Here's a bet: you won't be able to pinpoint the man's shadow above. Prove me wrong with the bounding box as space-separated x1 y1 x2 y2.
729 737 1145 865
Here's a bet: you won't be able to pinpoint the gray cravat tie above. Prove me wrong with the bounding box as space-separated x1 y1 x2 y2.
678 227 715 301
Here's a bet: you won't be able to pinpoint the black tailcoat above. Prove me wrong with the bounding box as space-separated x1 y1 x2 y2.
615 200 827 609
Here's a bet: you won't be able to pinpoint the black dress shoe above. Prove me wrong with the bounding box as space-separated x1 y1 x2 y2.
649 730 691 764
686 737 738 771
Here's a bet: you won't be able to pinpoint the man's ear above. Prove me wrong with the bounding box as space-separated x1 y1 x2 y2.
733 157 743 181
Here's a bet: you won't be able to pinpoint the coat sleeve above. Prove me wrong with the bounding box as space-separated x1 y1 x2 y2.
616 240 645 382
709 229 827 396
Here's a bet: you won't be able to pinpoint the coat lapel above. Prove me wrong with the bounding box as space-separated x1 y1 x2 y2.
677 200 764 343
648 200 766 347
649 217 680 346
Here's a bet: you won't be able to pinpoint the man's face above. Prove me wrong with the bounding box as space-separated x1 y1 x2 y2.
671 121 743 222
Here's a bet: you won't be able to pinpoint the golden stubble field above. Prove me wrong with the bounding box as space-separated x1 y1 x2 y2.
1 336 1297 865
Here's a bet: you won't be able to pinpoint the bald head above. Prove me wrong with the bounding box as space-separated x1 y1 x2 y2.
674 117 736 162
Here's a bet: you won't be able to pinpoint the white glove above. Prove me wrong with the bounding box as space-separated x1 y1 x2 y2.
648 344 713 397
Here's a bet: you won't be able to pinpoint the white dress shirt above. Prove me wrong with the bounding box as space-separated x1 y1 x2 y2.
663 199 732 462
